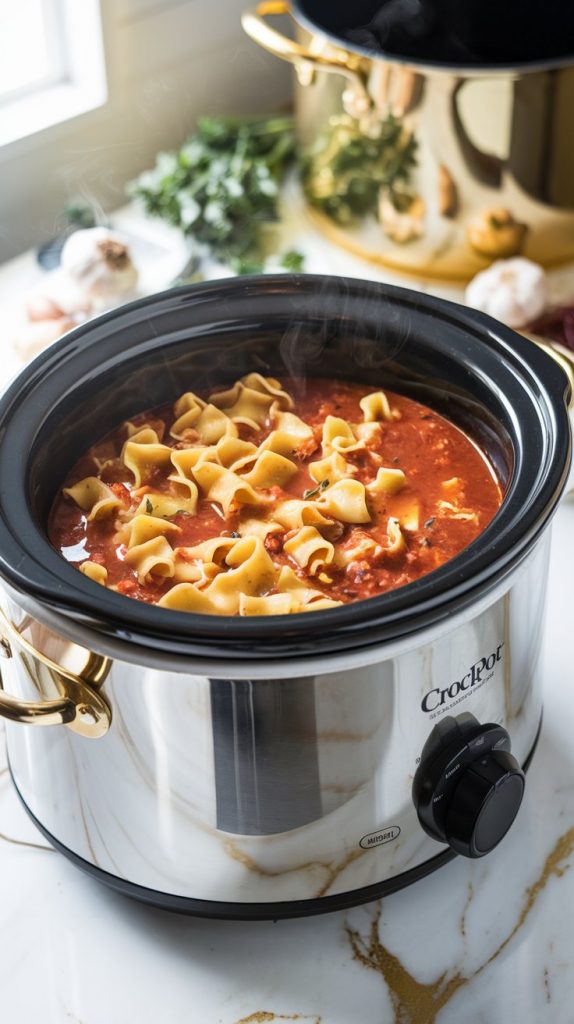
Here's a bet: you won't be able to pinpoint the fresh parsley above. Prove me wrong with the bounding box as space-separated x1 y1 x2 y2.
280 249 305 273
145 498 153 514
129 115 296 274
303 478 330 500
301 113 418 226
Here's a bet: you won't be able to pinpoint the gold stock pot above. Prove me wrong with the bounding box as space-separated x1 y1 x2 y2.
242 0 574 281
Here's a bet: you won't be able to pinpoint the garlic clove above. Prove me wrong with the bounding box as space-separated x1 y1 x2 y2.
466 207 528 259
379 192 426 244
60 227 139 307
465 257 547 329
437 163 458 219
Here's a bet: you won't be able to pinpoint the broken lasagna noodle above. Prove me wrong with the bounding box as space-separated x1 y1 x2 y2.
49 375 502 615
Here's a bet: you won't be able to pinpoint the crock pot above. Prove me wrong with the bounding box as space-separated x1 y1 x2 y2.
0 275 570 919
242 1 574 280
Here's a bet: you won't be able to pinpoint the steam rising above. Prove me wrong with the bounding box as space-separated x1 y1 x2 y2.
278 275 415 392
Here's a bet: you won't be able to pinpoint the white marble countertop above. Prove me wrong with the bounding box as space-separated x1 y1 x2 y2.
1 195 574 1024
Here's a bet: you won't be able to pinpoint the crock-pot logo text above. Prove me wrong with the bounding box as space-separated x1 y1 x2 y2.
421 643 504 715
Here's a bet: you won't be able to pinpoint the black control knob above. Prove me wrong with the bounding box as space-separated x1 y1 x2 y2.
412 712 525 859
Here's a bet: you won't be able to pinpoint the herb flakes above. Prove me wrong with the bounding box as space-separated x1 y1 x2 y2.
303 478 330 500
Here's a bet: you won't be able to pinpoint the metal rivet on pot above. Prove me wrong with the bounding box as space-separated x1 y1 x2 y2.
76 704 98 724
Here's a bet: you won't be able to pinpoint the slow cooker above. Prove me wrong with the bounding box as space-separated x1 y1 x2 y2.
0 275 570 919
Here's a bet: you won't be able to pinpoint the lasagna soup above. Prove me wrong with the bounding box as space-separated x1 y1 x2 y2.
49 375 502 615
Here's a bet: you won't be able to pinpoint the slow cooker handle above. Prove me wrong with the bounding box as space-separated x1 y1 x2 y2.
527 334 574 410
0 608 111 739
241 1 372 118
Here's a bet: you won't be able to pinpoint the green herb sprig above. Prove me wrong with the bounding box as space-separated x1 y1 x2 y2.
129 115 296 274
301 113 418 226
280 249 305 273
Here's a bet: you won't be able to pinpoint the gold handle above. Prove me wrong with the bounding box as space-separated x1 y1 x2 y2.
241 1 371 115
0 608 112 739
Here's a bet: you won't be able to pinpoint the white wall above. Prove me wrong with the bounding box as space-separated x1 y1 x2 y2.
0 0 292 260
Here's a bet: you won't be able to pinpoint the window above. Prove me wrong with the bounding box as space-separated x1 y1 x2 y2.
0 0 106 148
0 0 292 261
0 0 66 104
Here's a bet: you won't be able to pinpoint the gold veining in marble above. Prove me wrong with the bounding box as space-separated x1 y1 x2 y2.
346 825 574 1023
459 881 474 939
483 826 574 970
316 848 367 898
347 904 467 1023
236 1013 321 1023
316 723 381 743
78 797 101 867
222 839 367 899
320 782 363 795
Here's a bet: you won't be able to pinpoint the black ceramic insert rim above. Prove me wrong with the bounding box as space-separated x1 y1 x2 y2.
0 275 569 661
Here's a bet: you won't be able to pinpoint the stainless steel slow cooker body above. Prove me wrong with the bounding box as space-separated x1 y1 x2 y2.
0 276 569 919
243 1 574 281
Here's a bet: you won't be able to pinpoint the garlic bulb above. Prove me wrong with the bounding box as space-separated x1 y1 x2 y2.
465 258 547 329
60 228 138 308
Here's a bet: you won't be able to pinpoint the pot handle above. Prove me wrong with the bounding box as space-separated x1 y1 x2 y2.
526 336 574 499
526 334 574 409
241 1 372 115
0 607 111 739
